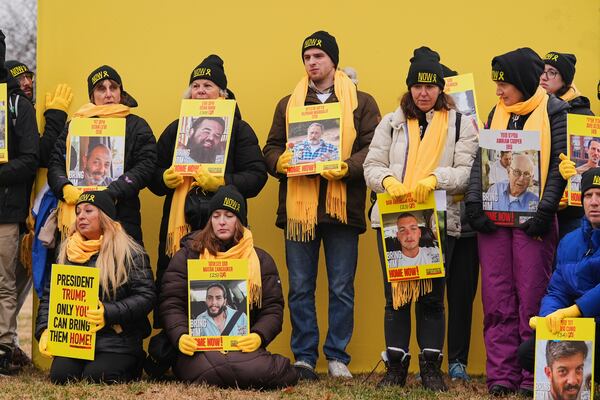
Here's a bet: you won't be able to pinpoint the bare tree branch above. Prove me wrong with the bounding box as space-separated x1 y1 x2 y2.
0 0 37 71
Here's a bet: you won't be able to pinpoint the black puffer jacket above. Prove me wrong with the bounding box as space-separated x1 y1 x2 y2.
567 95 594 116
0 78 39 224
159 236 296 389
466 95 569 229
47 114 157 243
35 250 156 356
148 117 267 290
39 109 68 168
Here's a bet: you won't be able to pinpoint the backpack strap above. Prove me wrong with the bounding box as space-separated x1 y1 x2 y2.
8 94 19 128
454 111 462 143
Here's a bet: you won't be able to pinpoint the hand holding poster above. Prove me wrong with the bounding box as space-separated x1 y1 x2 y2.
377 191 444 282
188 259 249 351
567 114 600 206
66 118 126 191
172 99 235 176
47 264 100 360
443 73 481 130
534 318 595 400
287 103 341 176
480 129 541 226
0 83 7 163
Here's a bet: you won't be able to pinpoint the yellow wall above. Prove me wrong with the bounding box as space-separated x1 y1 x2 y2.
34 0 599 373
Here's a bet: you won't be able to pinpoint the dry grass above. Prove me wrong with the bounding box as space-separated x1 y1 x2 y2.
0 293 560 399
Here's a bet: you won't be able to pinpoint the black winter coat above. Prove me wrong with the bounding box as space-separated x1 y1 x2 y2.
35 250 156 356
466 95 569 229
567 95 594 116
0 80 39 224
148 117 267 288
47 114 157 243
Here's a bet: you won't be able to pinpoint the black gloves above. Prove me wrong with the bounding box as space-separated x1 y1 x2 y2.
465 202 498 234
520 209 553 238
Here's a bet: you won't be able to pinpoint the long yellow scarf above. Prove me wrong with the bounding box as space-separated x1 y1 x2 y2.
391 110 449 309
166 177 193 257
200 228 262 308
560 84 582 103
66 231 102 263
57 103 131 237
285 71 358 241
490 87 550 192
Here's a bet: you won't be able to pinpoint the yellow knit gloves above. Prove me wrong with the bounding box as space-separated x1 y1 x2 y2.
193 167 224 192
163 166 184 189
62 184 83 205
558 153 577 180
276 150 293 174
178 334 197 356
45 84 73 113
236 333 262 352
545 304 581 334
85 302 105 333
321 162 348 181
383 176 407 198
415 175 437 203
38 329 52 358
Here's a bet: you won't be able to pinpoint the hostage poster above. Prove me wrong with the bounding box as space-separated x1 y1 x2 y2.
443 73 481 130
567 114 600 206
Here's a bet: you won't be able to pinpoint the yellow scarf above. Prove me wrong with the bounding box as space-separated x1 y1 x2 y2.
391 109 449 309
58 103 131 237
200 228 262 308
66 231 102 263
285 71 358 241
490 87 551 193
560 84 582 103
166 177 193 257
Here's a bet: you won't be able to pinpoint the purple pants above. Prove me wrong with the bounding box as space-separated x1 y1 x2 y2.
478 221 557 390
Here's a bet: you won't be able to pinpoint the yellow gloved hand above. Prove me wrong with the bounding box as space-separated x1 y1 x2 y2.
163 166 184 189
529 316 538 330
546 304 581 334
45 84 73 113
558 153 577 180
38 329 52 358
85 302 106 333
62 184 83 205
415 175 437 203
236 332 262 353
276 150 293 174
383 176 408 198
321 162 348 181
192 166 225 192
178 334 197 356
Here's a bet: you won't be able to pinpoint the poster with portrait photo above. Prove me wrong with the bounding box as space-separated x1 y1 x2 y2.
534 318 595 400
444 73 482 131
187 258 249 351
0 83 7 163
287 103 342 177
66 118 126 191
480 129 541 227
173 99 235 177
567 114 600 206
377 191 444 282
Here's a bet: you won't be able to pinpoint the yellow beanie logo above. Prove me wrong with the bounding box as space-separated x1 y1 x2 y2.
544 53 559 62
91 71 110 85
9 65 28 77
78 193 96 203
593 175 600 186
223 197 240 212
417 72 437 83
192 67 212 78
492 70 505 81
303 38 322 49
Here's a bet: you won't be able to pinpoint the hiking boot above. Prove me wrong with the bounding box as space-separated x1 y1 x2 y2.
377 347 410 387
294 360 319 381
10 346 31 368
328 360 352 379
418 349 447 392
448 361 471 381
0 344 16 375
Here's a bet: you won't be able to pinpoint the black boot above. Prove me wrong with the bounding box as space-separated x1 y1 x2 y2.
377 347 410 387
418 349 447 392
0 344 15 375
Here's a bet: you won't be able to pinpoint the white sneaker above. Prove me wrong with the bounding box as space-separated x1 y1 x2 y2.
328 360 353 378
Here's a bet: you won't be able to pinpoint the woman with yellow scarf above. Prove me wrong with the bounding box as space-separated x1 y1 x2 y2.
159 185 297 389
465 48 569 397
364 47 478 392
35 190 156 383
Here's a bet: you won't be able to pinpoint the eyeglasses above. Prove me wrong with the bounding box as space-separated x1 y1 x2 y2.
541 69 559 80
510 168 532 179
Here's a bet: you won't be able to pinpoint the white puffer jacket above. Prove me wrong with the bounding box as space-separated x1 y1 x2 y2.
363 106 478 237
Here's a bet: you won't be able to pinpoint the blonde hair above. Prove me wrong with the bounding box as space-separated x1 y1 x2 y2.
183 84 228 99
58 211 146 299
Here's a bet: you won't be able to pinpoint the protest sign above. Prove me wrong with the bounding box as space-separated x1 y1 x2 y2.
567 114 600 206
444 73 482 130
0 83 7 163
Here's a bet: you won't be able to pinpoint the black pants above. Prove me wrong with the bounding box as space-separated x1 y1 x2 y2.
376 229 448 352
50 352 141 384
446 235 479 365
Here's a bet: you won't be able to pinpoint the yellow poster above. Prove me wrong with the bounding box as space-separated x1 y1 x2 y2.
287 103 342 176
567 114 600 206
187 258 249 351
46 264 100 360
534 318 595 400
66 118 126 191
0 83 7 163
377 192 444 282
172 99 236 176
444 73 482 129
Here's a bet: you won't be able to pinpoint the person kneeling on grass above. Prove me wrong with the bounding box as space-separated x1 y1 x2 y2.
35 191 156 384
159 185 298 389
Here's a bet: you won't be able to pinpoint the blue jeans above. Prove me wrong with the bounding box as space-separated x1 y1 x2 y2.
285 223 359 367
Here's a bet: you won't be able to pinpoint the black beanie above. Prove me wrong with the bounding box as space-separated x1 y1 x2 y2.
76 191 117 220
441 64 458 78
189 54 227 90
581 167 600 197
406 46 445 90
543 52 576 86
87 65 138 107
491 48 544 100
301 31 339 67
5 60 32 79
208 185 247 226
